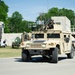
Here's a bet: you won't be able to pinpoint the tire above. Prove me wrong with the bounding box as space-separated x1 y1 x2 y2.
67 46 74 59
22 50 30 62
52 48 58 63
12 45 14 48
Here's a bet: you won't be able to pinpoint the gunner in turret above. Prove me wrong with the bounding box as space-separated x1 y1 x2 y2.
48 19 54 29
44 19 54 30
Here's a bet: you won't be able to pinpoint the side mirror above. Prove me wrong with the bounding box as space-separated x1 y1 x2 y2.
64 38 69 43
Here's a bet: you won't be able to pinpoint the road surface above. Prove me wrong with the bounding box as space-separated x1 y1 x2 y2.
0 55 75 75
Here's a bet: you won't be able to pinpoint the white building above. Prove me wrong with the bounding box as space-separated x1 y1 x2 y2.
2 33 22 46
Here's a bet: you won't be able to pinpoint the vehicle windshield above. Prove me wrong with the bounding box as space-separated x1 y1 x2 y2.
35 34 44 38
24 34 28 40
24 35 27 39
47 33 60 38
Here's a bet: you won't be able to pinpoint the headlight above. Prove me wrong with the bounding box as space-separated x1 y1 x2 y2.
26 44 30 48
15 40 17 42
42 44 46 48
20 42 24 46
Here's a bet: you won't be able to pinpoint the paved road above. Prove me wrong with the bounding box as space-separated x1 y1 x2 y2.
0 55 75 75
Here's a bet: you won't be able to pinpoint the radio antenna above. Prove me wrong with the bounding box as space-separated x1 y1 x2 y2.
47 0 49 12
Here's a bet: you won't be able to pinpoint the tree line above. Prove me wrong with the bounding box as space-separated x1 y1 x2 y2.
37 7 75 25
5 11 33 33
0 1 75 33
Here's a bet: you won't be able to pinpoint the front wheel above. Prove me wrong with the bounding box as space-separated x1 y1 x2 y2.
22 50 30 62
12 45 14 48
52 48 58 63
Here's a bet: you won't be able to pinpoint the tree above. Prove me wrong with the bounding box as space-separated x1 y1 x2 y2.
4 18 10 33
7 11 32 33
48 7 59 17
8 11 23 33
0 1 9 33
59 8 75 25
21 20 32 32
0 1 8 22
37 7 75 25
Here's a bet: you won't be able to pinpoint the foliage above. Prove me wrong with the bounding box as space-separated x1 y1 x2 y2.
0 1 8 22
4 19 10 33
5 11 34 33
21 20 32 32
8 11 23 33
37 7 75 25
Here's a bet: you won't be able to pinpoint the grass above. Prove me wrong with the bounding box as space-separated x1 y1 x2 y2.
0 47 22 58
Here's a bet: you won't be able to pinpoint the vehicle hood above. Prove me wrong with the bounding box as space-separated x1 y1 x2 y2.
28 39 60 44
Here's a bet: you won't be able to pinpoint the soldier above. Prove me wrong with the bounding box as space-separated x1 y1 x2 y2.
48 19 54 29
44 19 54 30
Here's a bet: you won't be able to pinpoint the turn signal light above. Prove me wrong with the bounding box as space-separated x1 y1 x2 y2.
49 43 54 46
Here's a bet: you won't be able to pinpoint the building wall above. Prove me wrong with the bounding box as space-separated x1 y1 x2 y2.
2 33 22 46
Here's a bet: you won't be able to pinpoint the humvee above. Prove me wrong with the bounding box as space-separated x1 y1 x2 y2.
20 16 74 63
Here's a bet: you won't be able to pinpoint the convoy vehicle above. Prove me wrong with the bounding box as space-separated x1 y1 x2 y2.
20 16 74 63
12 37 21 48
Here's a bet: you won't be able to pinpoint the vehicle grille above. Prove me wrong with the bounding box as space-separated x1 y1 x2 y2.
31 44 41 48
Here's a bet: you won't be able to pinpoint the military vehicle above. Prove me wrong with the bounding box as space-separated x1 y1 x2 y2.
20 16 74 63
0 21 6 47
12 37 21 48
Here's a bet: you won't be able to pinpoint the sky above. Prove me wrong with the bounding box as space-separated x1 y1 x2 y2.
3 0 75 21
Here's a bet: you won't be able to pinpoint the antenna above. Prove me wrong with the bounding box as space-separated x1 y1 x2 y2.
47 0 49 12
46 0 49 20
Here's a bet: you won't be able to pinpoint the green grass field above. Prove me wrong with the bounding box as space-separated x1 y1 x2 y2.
0 47 21 58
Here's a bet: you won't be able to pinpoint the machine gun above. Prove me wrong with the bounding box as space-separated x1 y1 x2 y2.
44 18 54 30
